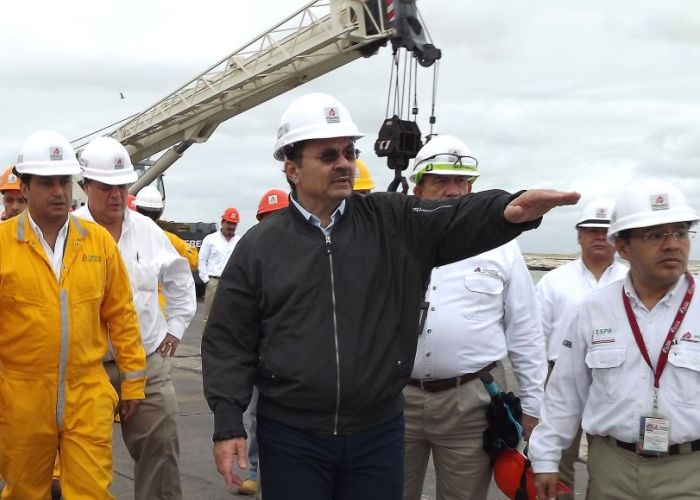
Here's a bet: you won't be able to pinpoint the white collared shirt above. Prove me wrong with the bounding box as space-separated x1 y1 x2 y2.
27 213 69 281
74 206 196 356
530 273 700 473
536 258 628 361
411 240 547 417
198 231 241 283
289 196 346 237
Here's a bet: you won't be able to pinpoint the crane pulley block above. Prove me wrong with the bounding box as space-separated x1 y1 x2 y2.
374 115 422 171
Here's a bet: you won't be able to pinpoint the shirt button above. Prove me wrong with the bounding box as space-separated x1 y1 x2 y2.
397 360 402 366
426 352 431 357
432 286 437 290
427 329 432 334
430 307 435 311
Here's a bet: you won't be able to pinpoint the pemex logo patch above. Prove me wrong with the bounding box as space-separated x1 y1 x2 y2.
324 107 340 124
595 207 608 218
114 156 124 170
267 194 278 205
650 194 669 211
7 173 17 184
49 146 63 161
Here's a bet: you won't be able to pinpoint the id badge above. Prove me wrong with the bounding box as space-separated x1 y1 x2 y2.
637 415 670 456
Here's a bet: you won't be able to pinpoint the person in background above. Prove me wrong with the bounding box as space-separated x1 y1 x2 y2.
75 136 196 500
353 159 375 194
403 135 546 500
534 196 627 497
0 165 27 220
531 178 700 500
198 207 241 321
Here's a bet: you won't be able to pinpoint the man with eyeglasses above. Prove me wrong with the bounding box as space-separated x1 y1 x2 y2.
531 178 700 500
402 135 547 500
534 197 628 497
74 136 196 500
202 92 580 500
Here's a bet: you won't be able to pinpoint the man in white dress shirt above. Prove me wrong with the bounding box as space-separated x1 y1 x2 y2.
75 136 196 500
198 207 241 320
535 197 627 496
403 135 547 500
531 178 700 500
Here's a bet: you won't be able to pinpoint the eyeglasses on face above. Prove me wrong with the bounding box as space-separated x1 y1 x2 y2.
632 229 696 243
302 147 360 164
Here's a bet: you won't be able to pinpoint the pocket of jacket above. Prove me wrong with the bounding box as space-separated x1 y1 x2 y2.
585 348 626 401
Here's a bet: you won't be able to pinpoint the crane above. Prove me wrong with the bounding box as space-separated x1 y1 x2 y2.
73 0 440 195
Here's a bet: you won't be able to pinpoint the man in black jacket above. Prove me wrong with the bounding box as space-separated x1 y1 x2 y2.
202 92 579 500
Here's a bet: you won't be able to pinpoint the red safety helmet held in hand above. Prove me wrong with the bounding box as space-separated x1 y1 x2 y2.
494 449 571 500
222 207 240 224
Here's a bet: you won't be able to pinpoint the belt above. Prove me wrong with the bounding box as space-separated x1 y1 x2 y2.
408 361 497 393
209 275 221 280
610 437 700 458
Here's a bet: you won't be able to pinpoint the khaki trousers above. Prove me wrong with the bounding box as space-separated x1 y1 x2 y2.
587 436 700 500
403 362 506 500
106 353 182 500
202 278 220 322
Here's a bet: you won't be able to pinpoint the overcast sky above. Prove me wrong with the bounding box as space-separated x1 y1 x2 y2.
2 0 700 256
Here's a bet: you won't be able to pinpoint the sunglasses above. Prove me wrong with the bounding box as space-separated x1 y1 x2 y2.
303 147 361 164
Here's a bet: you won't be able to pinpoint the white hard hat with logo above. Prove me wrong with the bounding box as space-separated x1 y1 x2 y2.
409 135 480 184
80 137 138 185
575 197 616 229
15 129 82 176
607 178 699 242
273 93 364 161
134 185 164 210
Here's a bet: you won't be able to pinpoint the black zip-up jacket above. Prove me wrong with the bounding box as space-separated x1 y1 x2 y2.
202 191 539 440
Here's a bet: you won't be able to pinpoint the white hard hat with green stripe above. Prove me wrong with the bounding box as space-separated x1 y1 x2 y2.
409 135 480 184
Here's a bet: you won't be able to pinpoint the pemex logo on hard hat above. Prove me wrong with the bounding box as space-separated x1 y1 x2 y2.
267 194 278 205
595 207 608 218
650 194 669 211
7 173 17 184
324 107 340 124
50 147 63 161
114 156 124 170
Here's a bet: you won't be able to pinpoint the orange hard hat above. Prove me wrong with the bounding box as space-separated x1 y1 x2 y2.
493 449 571 500
0 166 20 192
127 194 137 211
256 189 289 221
222 207 240 224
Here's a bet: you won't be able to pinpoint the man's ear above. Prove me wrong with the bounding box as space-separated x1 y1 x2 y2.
413 184 423 197
615 238 630 261
284 160 300 186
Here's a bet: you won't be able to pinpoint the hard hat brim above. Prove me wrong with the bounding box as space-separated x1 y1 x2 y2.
273 130 365 161
607 210 700 243
576 220 611 229
81 169 139 185
409 168 481 184
15 161 82 176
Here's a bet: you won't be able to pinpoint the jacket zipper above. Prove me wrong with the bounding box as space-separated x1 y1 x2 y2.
326 234 342 435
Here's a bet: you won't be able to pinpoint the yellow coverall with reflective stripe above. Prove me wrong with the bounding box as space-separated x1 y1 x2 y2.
0 213 146 500
158 230 199 312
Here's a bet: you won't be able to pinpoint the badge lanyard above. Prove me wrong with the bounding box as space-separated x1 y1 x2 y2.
622 272 695 411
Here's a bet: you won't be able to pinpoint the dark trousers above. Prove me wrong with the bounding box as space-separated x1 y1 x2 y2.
258 414 405 500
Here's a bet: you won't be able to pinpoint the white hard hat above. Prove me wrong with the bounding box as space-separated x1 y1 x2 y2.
409 135 480 184
15 129 82 176
272 93 364 161
575 197 616 229
607 178 700 242
80 136 138 185
134 185 164 210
